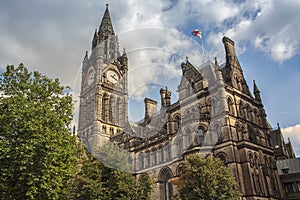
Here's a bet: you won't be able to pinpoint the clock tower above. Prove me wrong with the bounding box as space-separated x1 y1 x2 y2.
78 4 128 151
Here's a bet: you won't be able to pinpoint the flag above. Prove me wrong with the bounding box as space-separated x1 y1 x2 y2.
192 29 202 38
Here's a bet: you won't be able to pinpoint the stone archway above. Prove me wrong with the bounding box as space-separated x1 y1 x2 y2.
158 167 174 200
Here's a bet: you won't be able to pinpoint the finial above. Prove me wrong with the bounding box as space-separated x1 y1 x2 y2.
106 3 108 8
253 80 261 94
186 56 188 62
84 51 88 60
277 123 280 129
215 57 220 70
123 47 126 54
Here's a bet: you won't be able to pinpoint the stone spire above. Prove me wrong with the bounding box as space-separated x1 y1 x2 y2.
98 4 115 43
92 29 98 49
222 36 251 95
253 80 262 102
215 57 221 71
222 36 242 71
121 48 128 66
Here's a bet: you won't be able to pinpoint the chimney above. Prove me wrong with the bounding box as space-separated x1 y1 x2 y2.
144 98 157 118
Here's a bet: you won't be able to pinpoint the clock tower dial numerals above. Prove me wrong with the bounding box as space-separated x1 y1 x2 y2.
107 70 119 84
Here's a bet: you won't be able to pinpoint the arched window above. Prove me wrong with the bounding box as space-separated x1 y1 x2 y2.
102 94 109 121
257 111 262 125
235 75 240 90
152 149 157 165
102 125 107 135
159 147 164 163
109 96 115 122
245 104 250 120
254 154 259 169
248 152 253 168
165 173 173 200
167 145 172 161
239 101 244 118
236 124 241 141
110 127 114 136
253 109 258 123
241 126 247 140
173 114 181 133
245 104 253 121
211 98 217 115
139 153 144 170
145 151 150 167
176 138 183 156
227 97 234 115
186 128 192 148
116 98 120 123
252 173 257 194
198 128 205 145
159 168 173 200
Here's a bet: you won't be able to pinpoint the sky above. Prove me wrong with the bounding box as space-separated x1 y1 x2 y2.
0 0 299 155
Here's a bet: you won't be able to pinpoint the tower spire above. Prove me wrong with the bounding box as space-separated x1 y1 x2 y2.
98 4 115 43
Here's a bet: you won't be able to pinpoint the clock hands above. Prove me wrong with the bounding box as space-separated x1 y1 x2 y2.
110 74 118 81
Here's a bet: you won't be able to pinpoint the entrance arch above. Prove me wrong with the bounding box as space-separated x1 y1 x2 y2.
158 167 174 200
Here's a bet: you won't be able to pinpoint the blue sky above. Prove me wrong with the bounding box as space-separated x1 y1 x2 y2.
0 0 299 155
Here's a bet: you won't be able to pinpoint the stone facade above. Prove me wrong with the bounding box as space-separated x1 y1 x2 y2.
77 5 295 200
277 158 300 200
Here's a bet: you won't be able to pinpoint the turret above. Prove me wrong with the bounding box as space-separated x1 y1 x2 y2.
121 48 128 67
160 87 171 107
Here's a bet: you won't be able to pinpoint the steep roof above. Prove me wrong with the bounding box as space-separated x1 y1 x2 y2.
98 4 115 43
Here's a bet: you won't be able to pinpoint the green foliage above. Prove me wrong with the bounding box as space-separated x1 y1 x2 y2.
135 174 153 200
94 141 133 172
72 148 153 200
0 64 79 199
71 150 107 200
177 155 241 200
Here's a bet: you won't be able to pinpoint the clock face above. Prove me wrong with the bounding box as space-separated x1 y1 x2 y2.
107 70 119 84
86 71 95 86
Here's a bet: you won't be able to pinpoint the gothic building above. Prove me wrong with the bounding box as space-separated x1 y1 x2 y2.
78 5 295 200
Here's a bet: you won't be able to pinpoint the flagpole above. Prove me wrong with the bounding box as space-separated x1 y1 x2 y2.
192 29 206 63
200 35 205 63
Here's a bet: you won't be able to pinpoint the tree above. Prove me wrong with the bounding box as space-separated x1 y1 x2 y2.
93 141 133 172
175 155 240 200
71 147 153 200
71 150 107 200
0 64 79 199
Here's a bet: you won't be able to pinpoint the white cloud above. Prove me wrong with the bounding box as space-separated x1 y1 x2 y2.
282 124 300 157
215 0 300 62
118 28 203 101
0 0 299 124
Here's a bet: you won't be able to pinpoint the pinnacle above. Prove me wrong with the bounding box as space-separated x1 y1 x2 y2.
98 4 115 43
